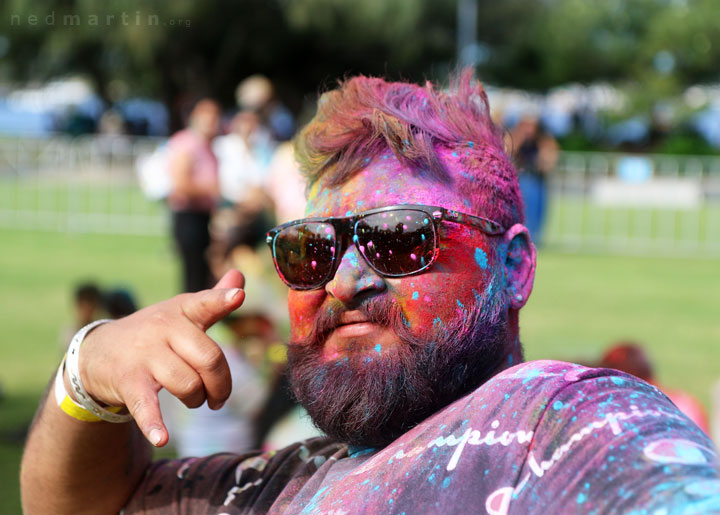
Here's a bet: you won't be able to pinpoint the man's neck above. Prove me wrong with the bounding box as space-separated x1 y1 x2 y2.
497 309 524 374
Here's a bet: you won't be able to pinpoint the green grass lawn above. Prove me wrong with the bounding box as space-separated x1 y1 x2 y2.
0 229 177 513
1 228 719 512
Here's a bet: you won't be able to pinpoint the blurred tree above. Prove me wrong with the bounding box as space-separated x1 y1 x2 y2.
0 0 457 130
2 0 720 130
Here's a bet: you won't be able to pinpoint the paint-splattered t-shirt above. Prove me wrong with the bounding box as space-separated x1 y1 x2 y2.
125 360 720 514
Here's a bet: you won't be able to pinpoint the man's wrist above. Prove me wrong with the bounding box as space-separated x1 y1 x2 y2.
65 320 133 424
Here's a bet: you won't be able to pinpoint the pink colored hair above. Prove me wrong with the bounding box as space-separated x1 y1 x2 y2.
295 69 524 228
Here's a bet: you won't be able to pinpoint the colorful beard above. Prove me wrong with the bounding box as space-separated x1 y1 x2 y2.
287 281 513 448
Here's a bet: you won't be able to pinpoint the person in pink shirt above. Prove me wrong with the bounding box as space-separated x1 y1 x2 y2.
167 99 221 292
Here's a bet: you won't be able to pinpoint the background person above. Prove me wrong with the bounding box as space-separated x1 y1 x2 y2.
103 288 139 320
167 98 221 293
506 114 558 246
58 282 102 354
214 110 269 206
236 74 295 144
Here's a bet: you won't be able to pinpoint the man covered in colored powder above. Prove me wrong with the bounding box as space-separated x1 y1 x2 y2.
21 72 720 514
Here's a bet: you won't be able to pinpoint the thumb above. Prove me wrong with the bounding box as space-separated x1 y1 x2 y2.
214 269 245 290
181 285 246 331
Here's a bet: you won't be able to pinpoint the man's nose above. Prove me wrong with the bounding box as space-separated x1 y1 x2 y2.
325 245 386 304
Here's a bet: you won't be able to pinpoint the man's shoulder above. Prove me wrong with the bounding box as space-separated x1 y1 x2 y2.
411 359 658 442
469 359 634 405
490 359 615 385
480 358 655 398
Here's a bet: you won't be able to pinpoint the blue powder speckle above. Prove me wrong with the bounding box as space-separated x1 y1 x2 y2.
577 492 587 504
428 473 436 483
474 248 488 269
456 299 464 308
553 400 564 410
349 446 376 458
374 344 382 353
412 291 419 300
442 477 452 488
522 368 541 384
611 377 625 386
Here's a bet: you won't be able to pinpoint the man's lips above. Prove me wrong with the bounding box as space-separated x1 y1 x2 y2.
332 311 380 338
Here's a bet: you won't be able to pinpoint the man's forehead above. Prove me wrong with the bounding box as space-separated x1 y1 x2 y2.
305 154 468 217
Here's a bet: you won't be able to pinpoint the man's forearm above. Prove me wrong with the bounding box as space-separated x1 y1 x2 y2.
20 371 151 515
20 274 245 513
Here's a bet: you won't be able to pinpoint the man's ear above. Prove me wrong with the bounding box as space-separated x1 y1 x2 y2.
501 224 537 309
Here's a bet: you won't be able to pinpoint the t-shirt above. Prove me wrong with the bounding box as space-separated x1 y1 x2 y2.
167 129 218 213
124 360 720 514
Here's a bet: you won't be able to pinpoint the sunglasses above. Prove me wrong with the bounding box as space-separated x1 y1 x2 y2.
265 204 506 290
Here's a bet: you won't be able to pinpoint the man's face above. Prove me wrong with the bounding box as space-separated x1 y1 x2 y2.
286 152 512 447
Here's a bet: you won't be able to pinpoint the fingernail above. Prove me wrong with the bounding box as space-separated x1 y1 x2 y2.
215 401 225 410
149 428 163 446
225 288 241 302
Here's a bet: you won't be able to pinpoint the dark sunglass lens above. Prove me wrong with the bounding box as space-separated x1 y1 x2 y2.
355 210 435 275
273 223 337 288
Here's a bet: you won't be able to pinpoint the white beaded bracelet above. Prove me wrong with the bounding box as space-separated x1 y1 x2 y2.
66 319 133 423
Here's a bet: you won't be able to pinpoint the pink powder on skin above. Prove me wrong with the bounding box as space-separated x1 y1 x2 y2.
290 155 500 356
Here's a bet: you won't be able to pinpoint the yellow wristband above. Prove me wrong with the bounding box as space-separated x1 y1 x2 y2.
54 357 124 423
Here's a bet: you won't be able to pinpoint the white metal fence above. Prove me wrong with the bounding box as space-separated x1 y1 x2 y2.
1 135 719 256
0 135 166 234
545 152 720 256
